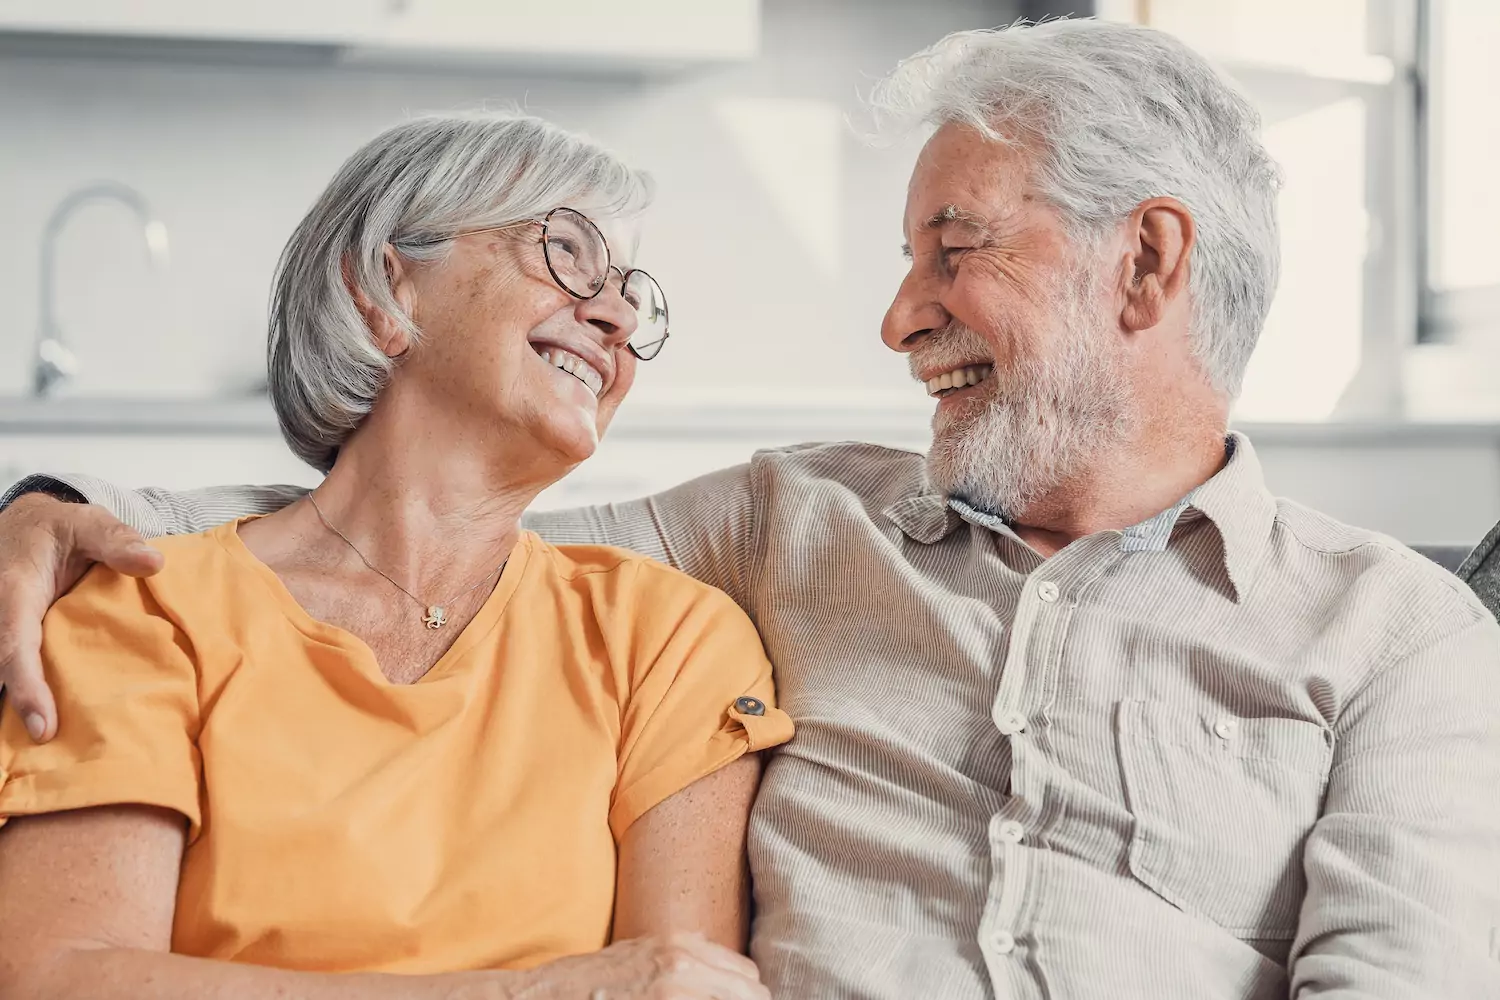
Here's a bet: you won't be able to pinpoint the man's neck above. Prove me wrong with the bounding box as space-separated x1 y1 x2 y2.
1008 418 1229 558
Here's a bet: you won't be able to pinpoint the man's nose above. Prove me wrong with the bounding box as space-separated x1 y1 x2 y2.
881 269 949 354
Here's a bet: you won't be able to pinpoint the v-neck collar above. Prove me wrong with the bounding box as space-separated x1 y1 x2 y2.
212 517 533 686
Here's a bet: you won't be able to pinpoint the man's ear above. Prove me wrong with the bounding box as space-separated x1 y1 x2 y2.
342 245 418 358
1118 197 1195 334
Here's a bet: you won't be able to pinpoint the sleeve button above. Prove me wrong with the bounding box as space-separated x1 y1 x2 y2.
734 696 766 716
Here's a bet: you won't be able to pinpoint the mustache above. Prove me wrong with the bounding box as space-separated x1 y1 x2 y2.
907 322 995 381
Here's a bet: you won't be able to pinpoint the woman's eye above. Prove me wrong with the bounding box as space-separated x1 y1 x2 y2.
547 236 580 260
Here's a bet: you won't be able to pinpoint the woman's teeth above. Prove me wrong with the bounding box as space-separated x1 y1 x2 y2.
538 348 604 397
925 363 994 397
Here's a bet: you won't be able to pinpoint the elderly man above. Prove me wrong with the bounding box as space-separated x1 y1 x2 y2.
1 18 1497 1000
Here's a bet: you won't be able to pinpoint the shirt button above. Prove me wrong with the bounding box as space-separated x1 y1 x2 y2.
992 930 1016 954
997 820 1025 844
734 696 766 717
1213 717 1238 739
997 710 1029 735
1037 581 1060 603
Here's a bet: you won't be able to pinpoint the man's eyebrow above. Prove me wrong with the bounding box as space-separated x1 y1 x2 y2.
919 204 991 234
901 205 991 259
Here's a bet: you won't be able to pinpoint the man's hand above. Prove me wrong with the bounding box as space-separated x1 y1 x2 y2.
0 493 163 742
508 933 769 1000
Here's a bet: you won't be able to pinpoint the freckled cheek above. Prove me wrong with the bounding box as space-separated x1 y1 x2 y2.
607 351 638 403
947 279 1043 364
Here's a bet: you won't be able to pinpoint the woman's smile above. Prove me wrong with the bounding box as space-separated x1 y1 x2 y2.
535 345 605 397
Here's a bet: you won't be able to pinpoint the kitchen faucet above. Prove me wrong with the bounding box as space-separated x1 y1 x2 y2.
33 182 169 397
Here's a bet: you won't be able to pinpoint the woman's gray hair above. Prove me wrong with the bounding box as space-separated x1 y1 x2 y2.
269 113 652 471
866 18 1281 398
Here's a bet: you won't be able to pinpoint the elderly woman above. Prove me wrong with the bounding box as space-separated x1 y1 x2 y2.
0 114 790 999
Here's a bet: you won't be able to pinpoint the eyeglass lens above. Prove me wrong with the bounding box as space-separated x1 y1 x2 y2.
542 208 669 360
622 270 668 360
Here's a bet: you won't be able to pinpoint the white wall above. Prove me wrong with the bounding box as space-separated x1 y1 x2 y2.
0 0 1010 403
3 0 1498 549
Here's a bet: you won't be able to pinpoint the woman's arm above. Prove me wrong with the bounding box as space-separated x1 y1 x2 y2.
612 753 762 950
0 805 766 1000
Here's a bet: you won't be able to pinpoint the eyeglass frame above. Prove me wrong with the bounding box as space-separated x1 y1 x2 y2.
429 206 670 361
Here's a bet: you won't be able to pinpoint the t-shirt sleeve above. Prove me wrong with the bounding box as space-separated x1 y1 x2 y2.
609 563 793 839
0 565 203 836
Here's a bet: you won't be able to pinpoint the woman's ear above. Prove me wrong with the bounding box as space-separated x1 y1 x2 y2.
343 245 418 359
1118 197 1195 334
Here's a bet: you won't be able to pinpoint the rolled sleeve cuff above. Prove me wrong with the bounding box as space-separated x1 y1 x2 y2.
608 704 794 841
0 756 203 841
1 473 168 537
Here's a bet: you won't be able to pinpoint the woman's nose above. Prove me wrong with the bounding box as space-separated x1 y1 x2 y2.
576 275 638 347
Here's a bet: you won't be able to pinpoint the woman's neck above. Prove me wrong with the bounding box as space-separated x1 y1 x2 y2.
306 399 561 594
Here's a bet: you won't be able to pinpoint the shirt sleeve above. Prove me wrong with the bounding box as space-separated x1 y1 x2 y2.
608 562 793 840
1290 614 1500 998
0 474 305 539
0 565 204 836
523 462 760 609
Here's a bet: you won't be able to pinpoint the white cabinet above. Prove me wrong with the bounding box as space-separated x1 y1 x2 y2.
0 0 383 45
361 0 758 65
0 0 761 70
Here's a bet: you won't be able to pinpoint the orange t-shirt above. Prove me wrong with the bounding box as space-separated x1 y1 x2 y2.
0 520 792 974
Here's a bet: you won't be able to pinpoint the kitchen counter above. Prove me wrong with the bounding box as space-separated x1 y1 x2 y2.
5 397 1500 543
9 396 1500 445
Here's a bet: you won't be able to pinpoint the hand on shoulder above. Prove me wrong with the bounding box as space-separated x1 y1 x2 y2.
0 492 163 742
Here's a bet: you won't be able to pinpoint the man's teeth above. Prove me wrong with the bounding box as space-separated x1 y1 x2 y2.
925 363 994 397
538 348 604 397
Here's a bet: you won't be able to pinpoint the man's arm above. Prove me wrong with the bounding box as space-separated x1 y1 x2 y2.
1 474 306 538
524 462 760 606
1290 614 1500 998
0 462 761 742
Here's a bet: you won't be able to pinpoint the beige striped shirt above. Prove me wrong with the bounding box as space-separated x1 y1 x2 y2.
10 431 1500 998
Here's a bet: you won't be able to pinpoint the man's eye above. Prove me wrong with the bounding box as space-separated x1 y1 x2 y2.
941 246 974 269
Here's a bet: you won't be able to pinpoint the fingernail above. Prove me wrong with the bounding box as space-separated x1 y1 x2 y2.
128 542 156 556
24 713 46 740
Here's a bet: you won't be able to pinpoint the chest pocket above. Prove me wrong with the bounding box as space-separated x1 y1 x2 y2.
1116 699 1332 939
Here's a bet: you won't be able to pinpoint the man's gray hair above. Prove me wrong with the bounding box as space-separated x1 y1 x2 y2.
867 18 1281 397
269 113 652 471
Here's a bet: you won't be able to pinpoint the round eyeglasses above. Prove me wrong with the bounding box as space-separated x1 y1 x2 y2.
434 207 669 361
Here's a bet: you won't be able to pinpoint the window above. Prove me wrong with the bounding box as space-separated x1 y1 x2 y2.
1097 1 1500 421
1424 1 1500 341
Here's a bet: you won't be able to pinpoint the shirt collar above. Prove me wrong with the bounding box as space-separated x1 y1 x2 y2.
881 431 1277 602
1180 431 1278 601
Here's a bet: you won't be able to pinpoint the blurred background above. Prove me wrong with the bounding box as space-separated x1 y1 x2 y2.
0 0 1496 545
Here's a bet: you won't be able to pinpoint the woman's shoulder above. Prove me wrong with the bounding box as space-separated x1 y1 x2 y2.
67 521 246 615
523 533 744 616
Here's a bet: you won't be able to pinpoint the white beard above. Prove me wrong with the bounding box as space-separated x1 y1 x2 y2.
916 271 1134 516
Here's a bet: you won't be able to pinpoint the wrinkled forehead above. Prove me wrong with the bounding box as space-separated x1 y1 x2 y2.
902 123 1036 239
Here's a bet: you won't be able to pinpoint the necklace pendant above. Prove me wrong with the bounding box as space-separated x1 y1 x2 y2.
423 606 448 629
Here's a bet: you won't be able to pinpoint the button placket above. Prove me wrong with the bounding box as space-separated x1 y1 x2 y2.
996 709 1029 736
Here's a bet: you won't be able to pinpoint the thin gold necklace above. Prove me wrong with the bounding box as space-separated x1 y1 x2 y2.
307 494 506 630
